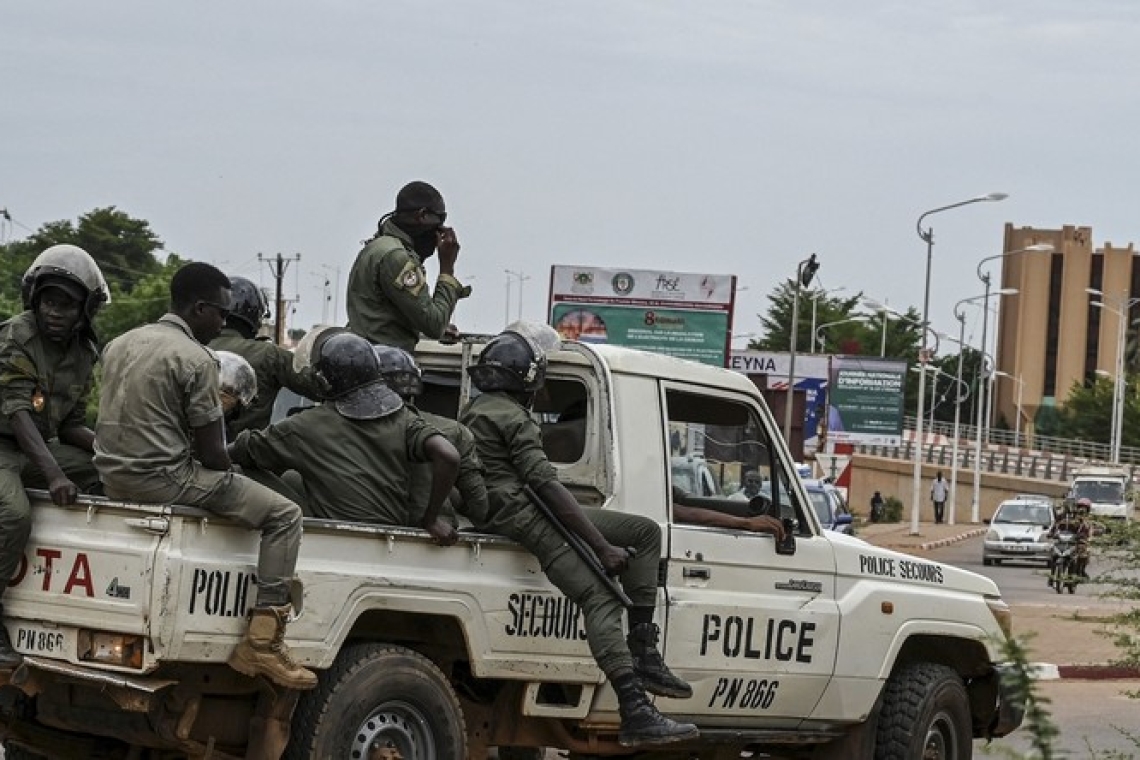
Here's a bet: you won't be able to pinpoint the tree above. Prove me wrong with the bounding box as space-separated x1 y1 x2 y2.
94 256 183 345
1053 377 1114 444
752 281 862 353
0 206 167 321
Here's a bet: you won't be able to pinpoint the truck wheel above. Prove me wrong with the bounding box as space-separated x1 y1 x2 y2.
286 643 466 760
875 663 971 760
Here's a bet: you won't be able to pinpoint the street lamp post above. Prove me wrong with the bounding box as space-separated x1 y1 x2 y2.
809 287 846 354
1086 288 1140 463
814 315 869 353
910 192 1008 535
783 254 820 445
994 371 1025 448
968 243 1052 522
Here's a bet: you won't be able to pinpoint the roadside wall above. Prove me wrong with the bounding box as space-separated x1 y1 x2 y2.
848 453 1068 523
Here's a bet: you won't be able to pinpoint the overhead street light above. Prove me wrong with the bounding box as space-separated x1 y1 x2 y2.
910 192 1008 535
809 286 847 354
783 254 821 446
968 242 1053 523
814 315 869 353
1086 288 1140 464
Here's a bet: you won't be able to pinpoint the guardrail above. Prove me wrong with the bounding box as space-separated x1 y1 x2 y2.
855 440 1109 484
902 416 1140 467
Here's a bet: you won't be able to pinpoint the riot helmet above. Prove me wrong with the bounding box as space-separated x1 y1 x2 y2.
22 244 112 320
227 276 270 334
467 321 561 393
1075 497 1092 516
373 344 423 399
315 333 402 420
216 350 258 421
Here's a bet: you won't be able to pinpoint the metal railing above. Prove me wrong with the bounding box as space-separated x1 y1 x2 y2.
901 416 1140 466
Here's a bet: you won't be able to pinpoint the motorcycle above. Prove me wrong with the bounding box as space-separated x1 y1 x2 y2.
1048 531 1080 594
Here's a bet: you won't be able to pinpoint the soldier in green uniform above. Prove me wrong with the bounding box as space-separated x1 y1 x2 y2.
0 245 109 667
209 276 325 438
345 181 471 352
372 344 489 528
229 333 461 545
460 323 699 748
94 262 316 691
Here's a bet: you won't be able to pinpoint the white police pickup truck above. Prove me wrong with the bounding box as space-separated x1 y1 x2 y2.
0 339 1020 759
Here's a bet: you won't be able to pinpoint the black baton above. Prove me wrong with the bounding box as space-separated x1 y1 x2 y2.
523 485 633 608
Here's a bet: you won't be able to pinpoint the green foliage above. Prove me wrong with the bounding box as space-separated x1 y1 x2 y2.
979 632 1060 759
94 256 183 345
881 495 904 523
0 206 168 323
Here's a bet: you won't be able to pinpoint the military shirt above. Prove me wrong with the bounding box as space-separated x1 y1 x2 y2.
94 314 223 487
0 311 97 441
210 328 325 435
230 404 440 525
459 391 559 533
345 218 468 352
409 411 489 525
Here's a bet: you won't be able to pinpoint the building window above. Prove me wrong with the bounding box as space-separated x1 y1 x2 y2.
1044 253 1064 397
1084 254 1103 383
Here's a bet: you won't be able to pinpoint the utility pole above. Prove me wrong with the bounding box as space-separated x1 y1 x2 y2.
259 252 301 344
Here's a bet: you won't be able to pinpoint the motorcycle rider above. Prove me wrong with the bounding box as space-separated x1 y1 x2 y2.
1048 497 1092 582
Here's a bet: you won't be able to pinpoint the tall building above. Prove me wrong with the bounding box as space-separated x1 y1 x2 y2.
995 223 1138 441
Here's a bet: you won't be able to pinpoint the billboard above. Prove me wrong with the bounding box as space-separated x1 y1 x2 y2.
548 266 736 367
826 356 907 446
730 351 831 453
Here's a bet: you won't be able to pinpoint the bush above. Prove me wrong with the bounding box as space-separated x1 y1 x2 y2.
881 496 904 523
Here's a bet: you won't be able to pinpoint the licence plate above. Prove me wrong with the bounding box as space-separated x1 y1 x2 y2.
1006 544 1028 551
12 624 71 656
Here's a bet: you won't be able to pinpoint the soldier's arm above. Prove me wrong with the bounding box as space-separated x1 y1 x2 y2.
421 434 460 545
11 411 76 505
58 369 96 452
376 249 463 340
270 344 325 400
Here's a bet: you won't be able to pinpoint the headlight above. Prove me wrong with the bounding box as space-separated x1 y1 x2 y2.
986 530 1000 542
1037 533 1053 543
78 630 145 669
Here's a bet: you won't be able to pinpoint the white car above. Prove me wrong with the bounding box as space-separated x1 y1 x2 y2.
983 499 1056 566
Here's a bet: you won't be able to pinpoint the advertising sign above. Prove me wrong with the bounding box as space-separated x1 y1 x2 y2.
826 356 907 446
548 266 736 367
730 351 831 453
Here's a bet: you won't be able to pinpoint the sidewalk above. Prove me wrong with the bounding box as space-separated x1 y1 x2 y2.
859 519 1136 680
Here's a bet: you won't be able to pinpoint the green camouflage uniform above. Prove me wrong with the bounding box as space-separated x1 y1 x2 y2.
0 312 100 584
345 219 469 352
209 327 325 436
94 314 302 606
231 403 441 525
461 391 661 675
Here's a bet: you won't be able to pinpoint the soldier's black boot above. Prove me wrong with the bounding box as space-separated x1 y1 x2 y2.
627 622 693 698
0 605 24 669
611 668 699 747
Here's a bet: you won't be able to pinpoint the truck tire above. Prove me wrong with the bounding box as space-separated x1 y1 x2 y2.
286 642 466 760
875 663 971 760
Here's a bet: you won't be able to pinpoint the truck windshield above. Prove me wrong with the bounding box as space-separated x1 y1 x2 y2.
1072 480 1125 503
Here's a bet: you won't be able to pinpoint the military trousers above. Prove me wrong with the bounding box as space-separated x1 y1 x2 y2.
104 465 302 607
0 440 100 590
507 506 662 676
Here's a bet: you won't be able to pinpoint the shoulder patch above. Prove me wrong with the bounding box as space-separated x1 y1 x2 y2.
394 261 427 296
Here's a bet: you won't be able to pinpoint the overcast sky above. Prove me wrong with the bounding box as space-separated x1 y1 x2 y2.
3 1 1138 352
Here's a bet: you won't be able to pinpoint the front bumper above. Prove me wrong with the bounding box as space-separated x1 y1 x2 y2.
983 541 1051 562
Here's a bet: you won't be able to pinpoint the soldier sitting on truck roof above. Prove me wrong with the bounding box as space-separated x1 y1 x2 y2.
372 344 488 529
0 245 110 669
94 262 317 691
228 332 461 546
460 322 699 749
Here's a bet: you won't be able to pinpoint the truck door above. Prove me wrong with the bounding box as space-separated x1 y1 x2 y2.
660 385 840 727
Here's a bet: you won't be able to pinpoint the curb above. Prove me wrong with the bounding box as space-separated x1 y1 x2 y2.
918 527 987 551
1031 663 1140 681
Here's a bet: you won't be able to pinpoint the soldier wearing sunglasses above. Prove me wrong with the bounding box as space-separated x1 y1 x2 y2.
346 181 472 352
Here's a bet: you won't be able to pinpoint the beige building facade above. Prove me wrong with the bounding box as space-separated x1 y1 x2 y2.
995 223 1138 441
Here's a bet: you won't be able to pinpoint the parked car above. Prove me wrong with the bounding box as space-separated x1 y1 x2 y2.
801 478 855 535
671 455 719 497
983 498 1056 566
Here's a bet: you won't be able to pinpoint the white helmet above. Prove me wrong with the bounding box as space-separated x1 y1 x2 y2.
22 244 112 319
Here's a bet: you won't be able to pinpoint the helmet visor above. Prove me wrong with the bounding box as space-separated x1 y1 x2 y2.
504 321 562 362
293 325 346 373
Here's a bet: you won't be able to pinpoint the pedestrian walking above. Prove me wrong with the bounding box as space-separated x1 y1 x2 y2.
931 471 949 524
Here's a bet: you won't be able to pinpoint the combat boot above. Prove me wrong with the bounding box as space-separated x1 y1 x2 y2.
611 668 699 747
627 622 692 698
228 605 317 690
0 607 23 669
